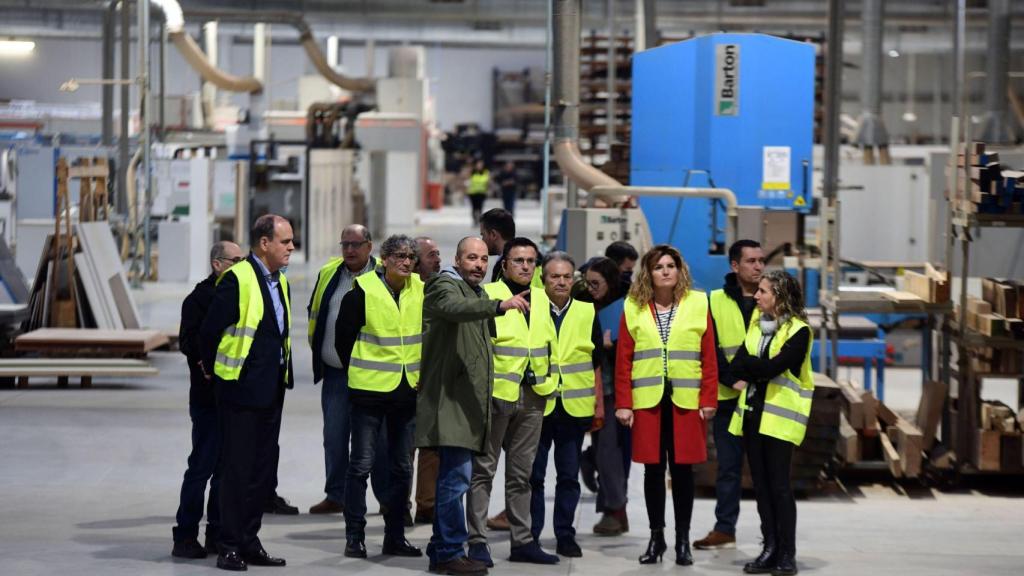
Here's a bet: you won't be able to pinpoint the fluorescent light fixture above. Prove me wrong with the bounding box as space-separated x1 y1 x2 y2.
887 49 900 58
0 39 35 56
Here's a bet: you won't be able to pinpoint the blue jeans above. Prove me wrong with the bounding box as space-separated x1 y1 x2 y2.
428 447 473 563
321 365 388 504
530 404 590 542
344 401 416 540
173 401 221 542
713 397 743 535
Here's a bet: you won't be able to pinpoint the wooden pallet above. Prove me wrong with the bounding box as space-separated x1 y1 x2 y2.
1 358 158 388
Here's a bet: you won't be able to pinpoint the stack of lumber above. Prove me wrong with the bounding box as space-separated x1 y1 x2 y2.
15 328 168 357
697 372 841 492
955 277 1024 373
975 401 1024 472
951 141 1024 214
900 263 950 304
835 379 924 478
0 357 158 388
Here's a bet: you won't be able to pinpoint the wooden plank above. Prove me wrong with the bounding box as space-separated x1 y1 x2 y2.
881 290 926 304
887 417 923 478
67 165 110 178
0 366 158 377
837 411 860 463
875 397 899 427
879 431 902 478
862 389 879 430
0 358 153 367
976 429 1002 471
916 379 948 451
837 379 865 429
15 329 169 353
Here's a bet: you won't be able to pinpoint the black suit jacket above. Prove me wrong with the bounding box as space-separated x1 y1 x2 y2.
200 255 295 409
180 273 217 407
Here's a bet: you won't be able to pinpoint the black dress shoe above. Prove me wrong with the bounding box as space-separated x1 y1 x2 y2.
345 539 368 558
217 551 247 572
263 494 299 515
556 538 583 558
772 553 798 576
744 542 778 574
383 536 423 557
172 539 208 559
243 546 286 567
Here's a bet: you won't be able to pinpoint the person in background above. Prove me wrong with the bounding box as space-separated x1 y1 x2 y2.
413 235 442 525
614 244 718 567
529 252 604 559
468 160 491 225
417 237 530 576
727 271 813 576
200 215 295 571
307 225 388 517
336 235 424 559
694 240 764 552
582 257 631 537
172 241 243 560
497 161 519 215
604 241 639 294
479 208 516 284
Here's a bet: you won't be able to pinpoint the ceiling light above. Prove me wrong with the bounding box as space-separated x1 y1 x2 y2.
888 49 900 58
0 39 35 57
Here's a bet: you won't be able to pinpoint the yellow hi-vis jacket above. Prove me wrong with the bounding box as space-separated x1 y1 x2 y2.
543 299 597 417
214 261 291 382
348 272 424 391
482 281 553 401
728 312 814 446
623 291 707 410
307 257 346 344
709 288 751 401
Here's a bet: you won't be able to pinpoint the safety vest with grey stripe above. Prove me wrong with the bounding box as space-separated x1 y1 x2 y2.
623 292 708 411
214 260 292 382
483 282 554 402
728 313 815 446
544 299 598 417
348 271 424 392
709 288 750 401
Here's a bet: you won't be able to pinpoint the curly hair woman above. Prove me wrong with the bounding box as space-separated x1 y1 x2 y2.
727 270 814 576
613 245 718 566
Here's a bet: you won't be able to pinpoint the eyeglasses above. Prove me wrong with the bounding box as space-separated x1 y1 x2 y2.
217 256 244 264
586 279 605 289
390 253 417 262
340 240 368 250
509 257 536 267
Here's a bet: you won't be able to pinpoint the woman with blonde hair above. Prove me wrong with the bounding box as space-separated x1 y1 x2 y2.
727 270 813 576
614 244 718 566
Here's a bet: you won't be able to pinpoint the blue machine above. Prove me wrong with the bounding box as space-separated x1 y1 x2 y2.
631 33 815 290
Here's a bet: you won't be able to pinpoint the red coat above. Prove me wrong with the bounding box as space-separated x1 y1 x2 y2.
614 302 718 465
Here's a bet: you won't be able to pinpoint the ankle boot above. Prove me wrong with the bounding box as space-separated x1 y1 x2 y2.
638 529 667 564
743 539 777 574
675 533 693 566
772 552 798 576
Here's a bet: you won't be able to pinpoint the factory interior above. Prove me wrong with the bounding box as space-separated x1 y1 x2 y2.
1 1 1024 575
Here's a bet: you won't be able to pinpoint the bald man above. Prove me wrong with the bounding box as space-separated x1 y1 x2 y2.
417 237 529 575
173 241 243 560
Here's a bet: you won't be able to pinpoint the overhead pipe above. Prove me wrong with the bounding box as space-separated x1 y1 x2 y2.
854 0 889 162
182 8 376 94
979 0 1015 143
551 0 737 239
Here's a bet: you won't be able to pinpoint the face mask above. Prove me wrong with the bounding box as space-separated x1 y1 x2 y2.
620 270 633 285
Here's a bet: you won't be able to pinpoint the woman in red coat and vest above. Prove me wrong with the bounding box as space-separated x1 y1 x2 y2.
615 244 718 566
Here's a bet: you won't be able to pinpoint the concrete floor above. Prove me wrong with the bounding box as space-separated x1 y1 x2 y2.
2 200 1023 576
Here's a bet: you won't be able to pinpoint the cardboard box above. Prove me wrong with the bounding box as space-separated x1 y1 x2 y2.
976 429 1002 471
1000 434 1022 472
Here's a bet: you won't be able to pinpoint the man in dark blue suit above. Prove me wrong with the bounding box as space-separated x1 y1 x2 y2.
200 214 294 571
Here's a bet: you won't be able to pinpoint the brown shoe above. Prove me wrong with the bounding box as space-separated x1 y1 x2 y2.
308 498 344 514
435 555 488 575
593 508 629 536
693 530 736 550
486 509 510 531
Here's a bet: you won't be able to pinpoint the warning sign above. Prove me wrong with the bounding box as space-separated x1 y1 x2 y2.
794 196 807 207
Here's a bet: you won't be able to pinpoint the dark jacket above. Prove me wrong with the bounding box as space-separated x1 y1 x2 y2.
180 273 217 407
730 323 810 416
415 267 502 453
307 256 377 383
200 254 295 409
712 272 758 389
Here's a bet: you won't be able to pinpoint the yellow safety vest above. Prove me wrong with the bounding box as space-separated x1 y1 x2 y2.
482 282 554 401
728 313 815 446
468 170 490 195
348 272 424 391
623 291 707 410
544 299 597 417
214 260 292 382
709 289 750 401
307 257 345 344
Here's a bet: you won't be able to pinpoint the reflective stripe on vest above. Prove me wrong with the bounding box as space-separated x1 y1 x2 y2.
710 288 749 401
728 313 815 446
544 300 597 417
214 260 292 382
483 282 553 401
348 272 424 392
623 292 707 410
307 258 345 344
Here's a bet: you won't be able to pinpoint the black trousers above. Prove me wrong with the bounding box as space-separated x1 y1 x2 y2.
643 395 694 537
743 411 796 556
217 390 284 554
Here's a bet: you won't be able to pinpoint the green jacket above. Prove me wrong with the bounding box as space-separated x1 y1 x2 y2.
415 268 501 453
